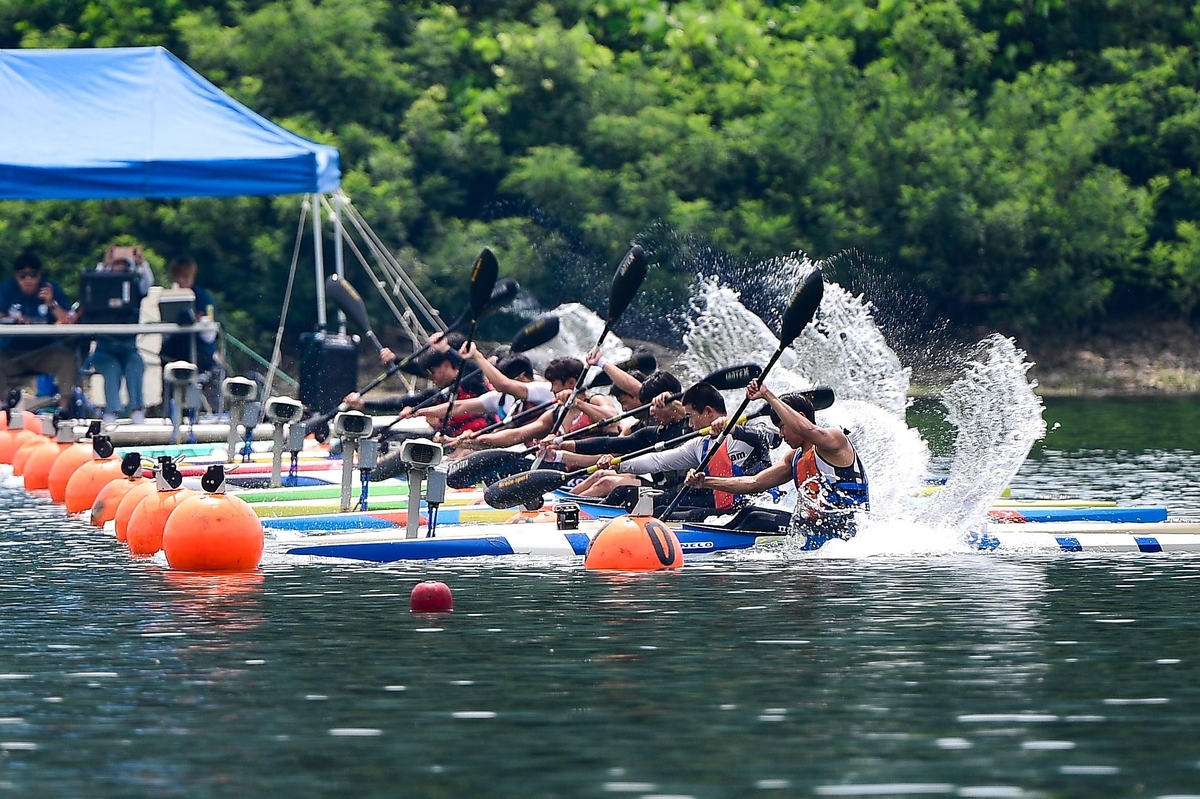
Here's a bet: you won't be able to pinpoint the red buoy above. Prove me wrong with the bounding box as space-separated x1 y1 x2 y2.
65 458 123 514
0 428 37 464
584 514 683 571
410 581 453 612
90 453 148 527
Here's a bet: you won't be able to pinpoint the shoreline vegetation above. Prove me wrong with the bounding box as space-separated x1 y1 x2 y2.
4 1 1200 367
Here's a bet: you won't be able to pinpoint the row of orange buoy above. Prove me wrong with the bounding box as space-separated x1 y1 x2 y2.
2 410 263 572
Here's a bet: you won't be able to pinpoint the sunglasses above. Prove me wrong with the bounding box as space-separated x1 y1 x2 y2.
15 270 39 279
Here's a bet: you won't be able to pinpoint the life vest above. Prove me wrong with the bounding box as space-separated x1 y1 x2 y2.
700 438 740 510
791 440 869 521
445 385 492 436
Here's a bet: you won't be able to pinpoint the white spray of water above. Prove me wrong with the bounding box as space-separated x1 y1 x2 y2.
674 272 1045 558
520 302 631 374
916 335 1047 533
677 274 910 418
676 275 928 522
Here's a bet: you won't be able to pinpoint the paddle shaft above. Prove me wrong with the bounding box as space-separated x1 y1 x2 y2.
471 400 555 436
438 318 479 434
659 347 787 517
528 320 610 469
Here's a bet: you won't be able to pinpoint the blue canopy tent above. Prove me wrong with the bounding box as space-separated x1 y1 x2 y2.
0 46 340 199
0 46 440 405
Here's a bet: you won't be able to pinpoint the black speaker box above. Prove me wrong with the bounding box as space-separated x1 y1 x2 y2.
299 332 358 414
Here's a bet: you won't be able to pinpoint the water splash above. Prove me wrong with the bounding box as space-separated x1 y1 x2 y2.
916 335 1046 533
676 275 911 418
672 274 1045 556
520 303 631 373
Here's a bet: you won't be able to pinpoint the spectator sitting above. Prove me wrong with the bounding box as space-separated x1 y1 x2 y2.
0 252 79 418
85 245 153 423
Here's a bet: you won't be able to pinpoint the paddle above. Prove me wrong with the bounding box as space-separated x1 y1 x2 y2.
367 315 562 482
530 244 648 468
325 274 385 354
482 407 772 509
659 268 824 518
367 311 556 446
447 363 770 490
438 248 500 433
308 275 520 431
508 313 559 354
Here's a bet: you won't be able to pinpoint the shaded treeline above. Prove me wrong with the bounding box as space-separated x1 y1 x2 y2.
3 0 1200 354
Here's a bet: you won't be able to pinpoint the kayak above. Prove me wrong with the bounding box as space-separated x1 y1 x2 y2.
275 517 765 561
262 504 543 531
549 490 1151 524
259 494 1165 531
275 516 1200 563
969 521 1200 552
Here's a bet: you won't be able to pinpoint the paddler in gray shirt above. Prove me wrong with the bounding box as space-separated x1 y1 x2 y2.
591 381 780 520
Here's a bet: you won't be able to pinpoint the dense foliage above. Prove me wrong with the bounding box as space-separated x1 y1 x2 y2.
3 0 1200 353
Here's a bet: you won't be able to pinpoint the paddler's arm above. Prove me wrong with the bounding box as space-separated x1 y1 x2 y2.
573 393 620 425
614 437 701 476
452 408 554 450
587 347 643 399
749 380 854 467
408 395 492 424
461 342 536 400
684 454 794 495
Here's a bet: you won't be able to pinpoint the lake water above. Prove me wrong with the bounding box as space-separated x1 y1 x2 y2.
3 397 1200 798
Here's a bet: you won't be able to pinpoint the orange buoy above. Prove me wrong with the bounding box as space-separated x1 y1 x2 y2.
126 488 198 557
48 442 94 504
91 454 148 527
0 428 36 464
162 465 263 572
23 440 72 491
65 459 124 514
63 436 123 514
12 435 52 476
583 514 683 571
113 480 159 542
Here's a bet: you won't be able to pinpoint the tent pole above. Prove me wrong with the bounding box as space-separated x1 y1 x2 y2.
312 193 327 331
332 193 347 335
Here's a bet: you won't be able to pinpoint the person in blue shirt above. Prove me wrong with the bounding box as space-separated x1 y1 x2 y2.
0 252 79 416
84 244 153 423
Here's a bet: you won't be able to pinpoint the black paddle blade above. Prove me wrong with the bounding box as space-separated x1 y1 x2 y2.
624 349 657 375
804 386 836 411
325 275 374 339
446 449 527 489
481 278 520 320
606 244 649 324
468 248 501 320
588 349 658 388
779 268 824 347
510 314 560 353
706 363 763 391
483 469 566 508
